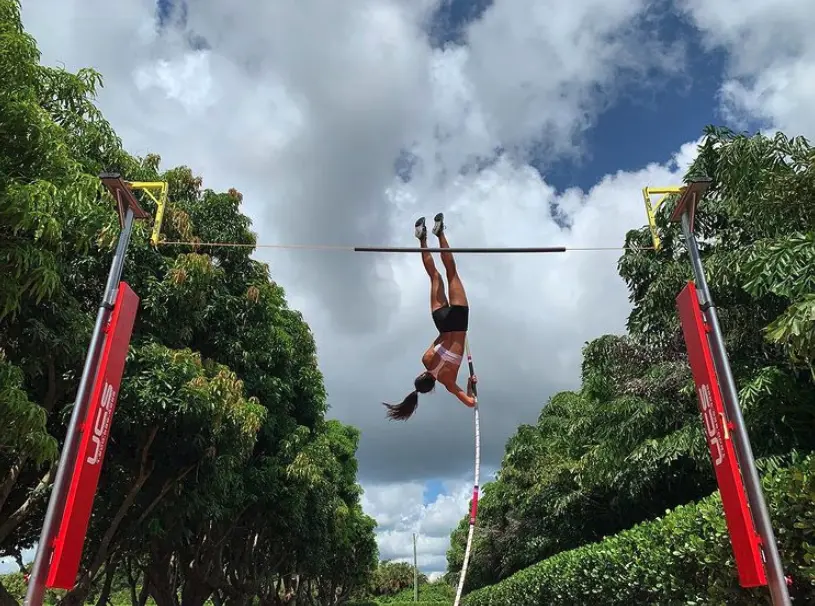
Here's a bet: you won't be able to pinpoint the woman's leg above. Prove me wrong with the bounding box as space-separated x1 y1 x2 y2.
416 217 447 311
433 214 468 307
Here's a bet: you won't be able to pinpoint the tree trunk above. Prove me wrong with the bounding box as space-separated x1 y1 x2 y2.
0 455 28 513
149 579 178 606
294 577 305 606
138 576 150 606
57 579 90 606
43 356 59 414
127 560 139 606
335 584 351 606
0 581 20 606
133 463 197 528
147 555 179 606
0 355 61 528
223 594 250 606
0 462 57 543
83 427 159 586
180 573 212 606
58 554 118 606
95 558 119 606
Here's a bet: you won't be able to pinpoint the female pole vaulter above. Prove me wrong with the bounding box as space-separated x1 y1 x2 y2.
383 213 477 420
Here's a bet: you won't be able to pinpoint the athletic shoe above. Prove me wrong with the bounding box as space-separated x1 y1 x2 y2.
415 216 427 240
432 212 445 236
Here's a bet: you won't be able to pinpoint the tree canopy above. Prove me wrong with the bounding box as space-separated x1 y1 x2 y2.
446 126 815 595
0 1 377 605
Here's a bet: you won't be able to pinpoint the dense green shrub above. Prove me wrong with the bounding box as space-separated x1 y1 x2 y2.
377 581 454 603
346 578 454 605
463 455 815 605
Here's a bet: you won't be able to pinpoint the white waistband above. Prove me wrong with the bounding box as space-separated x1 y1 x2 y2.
434 343 462 362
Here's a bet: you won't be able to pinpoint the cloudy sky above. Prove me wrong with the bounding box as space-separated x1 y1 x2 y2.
15 0 815 580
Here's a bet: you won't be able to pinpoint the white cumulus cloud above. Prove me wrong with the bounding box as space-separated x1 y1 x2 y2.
678 0 815 135
362 479 473 576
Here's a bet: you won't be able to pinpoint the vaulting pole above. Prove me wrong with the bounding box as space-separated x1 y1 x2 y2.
453 339 480 606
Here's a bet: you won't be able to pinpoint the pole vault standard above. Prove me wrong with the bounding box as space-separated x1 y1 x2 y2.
24 175 150 606
667 179 791 606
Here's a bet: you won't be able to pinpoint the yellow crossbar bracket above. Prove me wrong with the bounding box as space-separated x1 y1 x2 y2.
128 181 169 246
641 186 683 251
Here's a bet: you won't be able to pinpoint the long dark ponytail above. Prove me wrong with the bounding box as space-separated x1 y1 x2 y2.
382 390 420 420
383 371 435 421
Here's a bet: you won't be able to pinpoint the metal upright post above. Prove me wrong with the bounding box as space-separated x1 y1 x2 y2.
24 175 149 606
673 180 791 606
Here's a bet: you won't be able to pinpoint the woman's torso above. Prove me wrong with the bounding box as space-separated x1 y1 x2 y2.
423 332 466 381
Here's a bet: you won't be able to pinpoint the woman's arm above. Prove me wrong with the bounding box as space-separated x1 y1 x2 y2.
445 380 475 407
422 345 436 368
422 336 445 367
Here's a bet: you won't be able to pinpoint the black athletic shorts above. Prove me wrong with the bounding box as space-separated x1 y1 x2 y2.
432 304 469 333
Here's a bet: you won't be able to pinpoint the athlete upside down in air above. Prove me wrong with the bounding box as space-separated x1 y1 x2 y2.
383 213 477 421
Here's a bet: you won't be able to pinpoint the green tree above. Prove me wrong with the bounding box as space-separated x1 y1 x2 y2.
369 561 427 598
0 3 377 605
447 126 815 596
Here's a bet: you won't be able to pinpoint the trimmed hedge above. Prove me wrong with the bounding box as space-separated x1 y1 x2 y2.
463 455 815 605
377 583 454 603
347 589 453 604
346 579 455 605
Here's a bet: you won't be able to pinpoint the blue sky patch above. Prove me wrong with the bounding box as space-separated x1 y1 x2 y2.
426 0 494 49
399 3 736 197
538 10 729 193
156 0 184 28
155 0 210 50
394 149 421 183
423 478 446 505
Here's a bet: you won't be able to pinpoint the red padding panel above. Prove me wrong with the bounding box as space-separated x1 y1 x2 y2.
676 281 766 587
47 282 139 589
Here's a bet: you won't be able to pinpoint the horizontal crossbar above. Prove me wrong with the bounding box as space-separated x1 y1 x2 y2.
354 246 567 253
